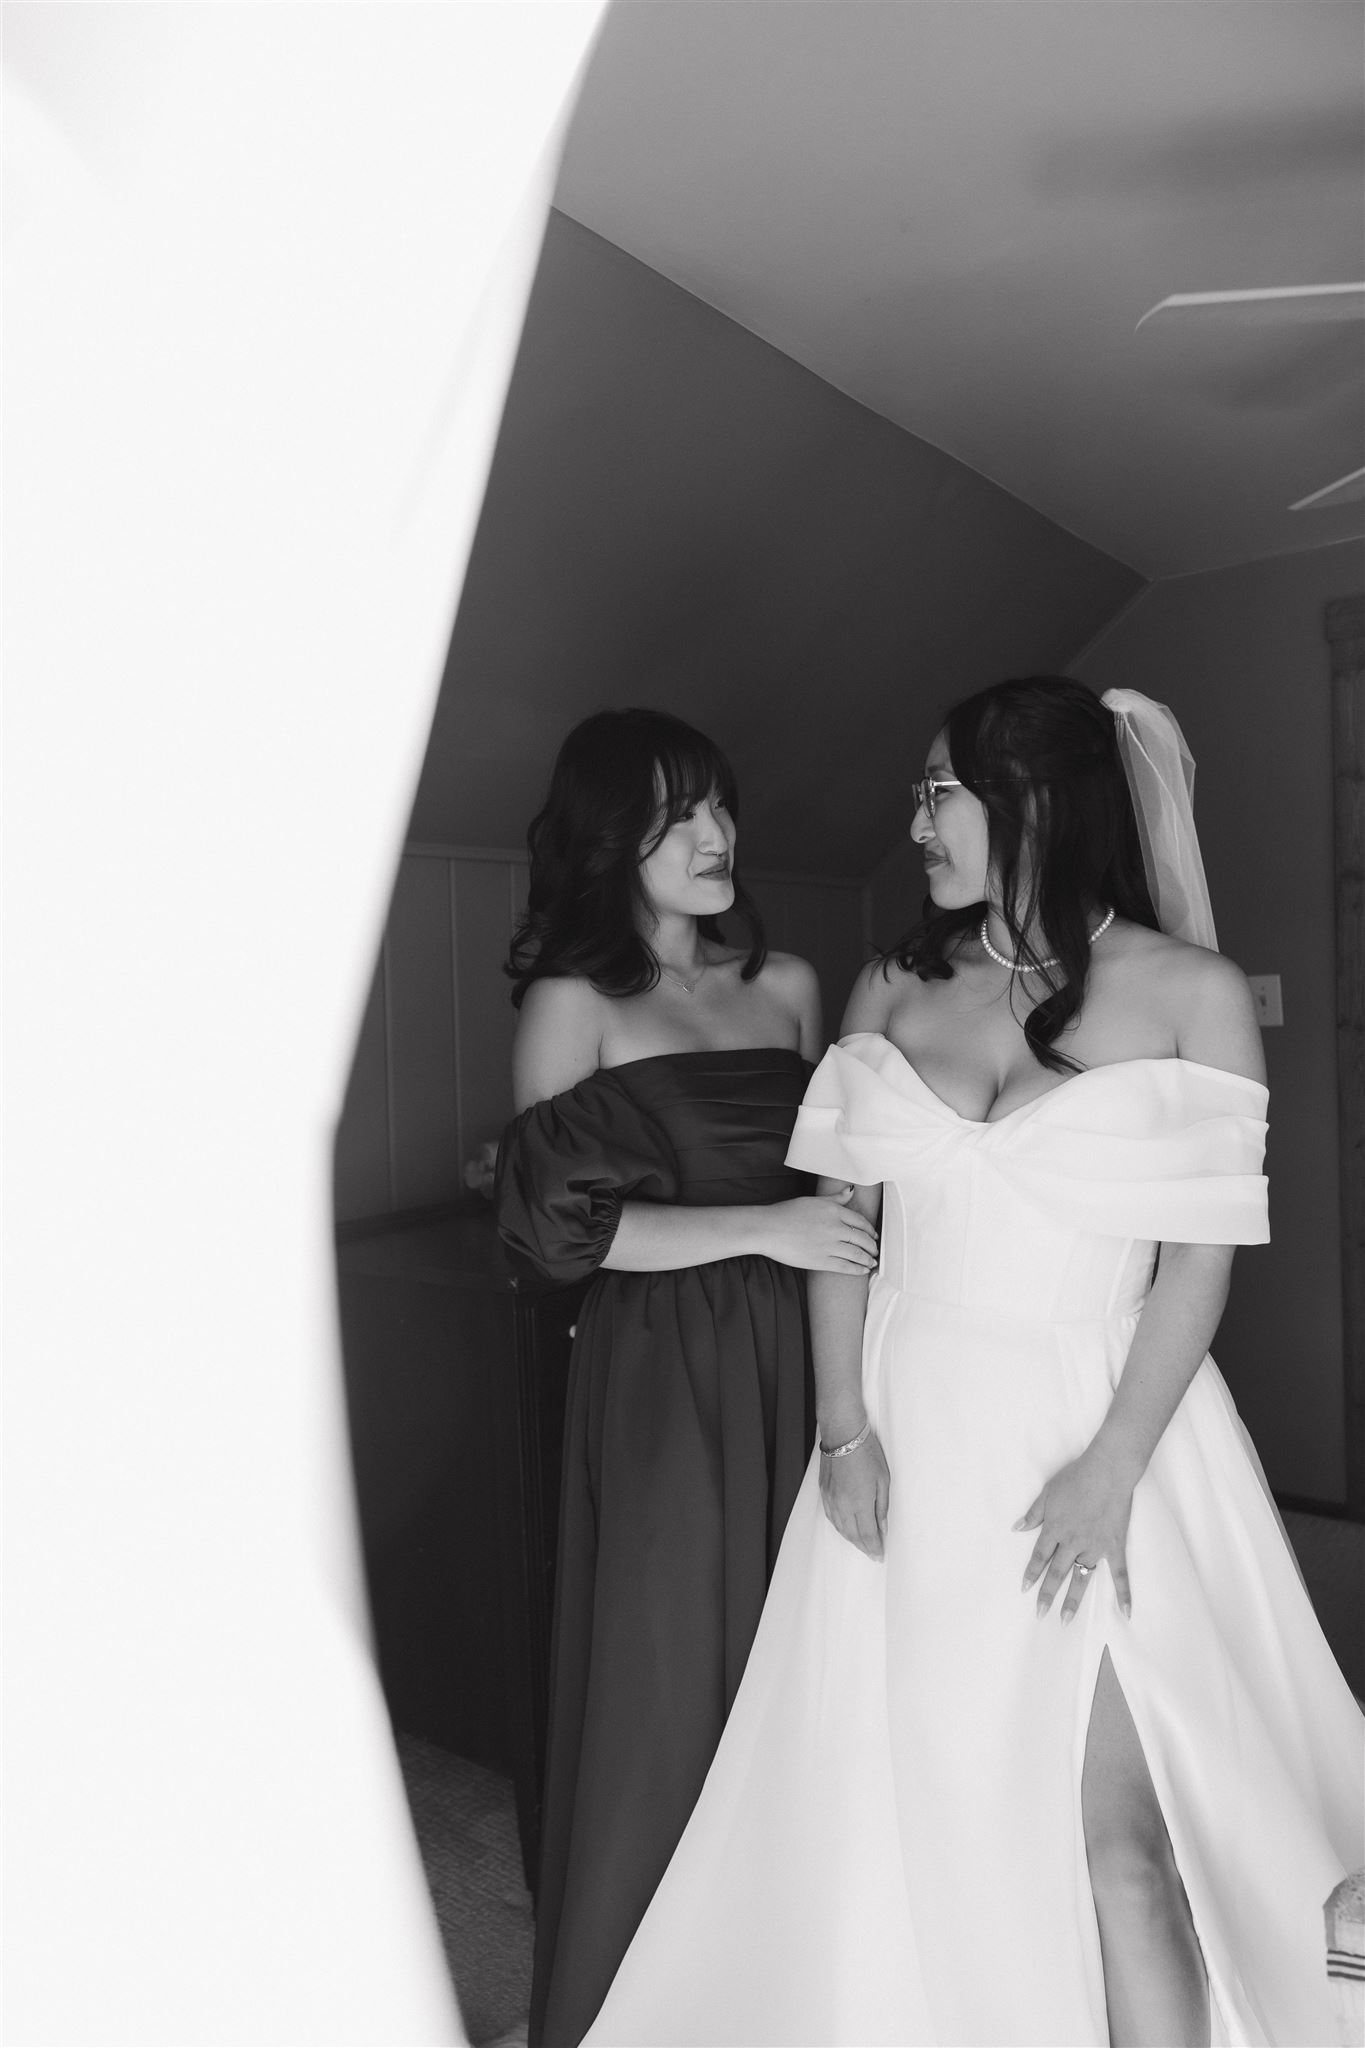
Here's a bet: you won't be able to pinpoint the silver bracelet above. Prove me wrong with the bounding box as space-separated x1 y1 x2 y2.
819 1419 871 1458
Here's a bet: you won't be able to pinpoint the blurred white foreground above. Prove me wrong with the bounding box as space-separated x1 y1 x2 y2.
4 6 601 2040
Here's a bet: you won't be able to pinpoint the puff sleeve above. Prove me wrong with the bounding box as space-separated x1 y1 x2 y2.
495 1071 681 1285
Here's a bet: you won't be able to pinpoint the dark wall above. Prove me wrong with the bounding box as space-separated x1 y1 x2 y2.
408 212 1143 878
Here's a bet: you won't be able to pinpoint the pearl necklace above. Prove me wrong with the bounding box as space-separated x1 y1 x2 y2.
979 904 1115 972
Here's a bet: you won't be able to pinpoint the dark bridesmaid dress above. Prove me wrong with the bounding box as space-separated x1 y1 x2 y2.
495 1046 816 2048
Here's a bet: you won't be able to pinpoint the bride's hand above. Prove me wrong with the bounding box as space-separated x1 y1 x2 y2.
819 1428 890 1560
1014 1444 1136 1621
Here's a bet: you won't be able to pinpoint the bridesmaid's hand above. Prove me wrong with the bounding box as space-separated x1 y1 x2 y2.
820 1429 890 1560
1014 1445 1136 1621
760 1188 880 1274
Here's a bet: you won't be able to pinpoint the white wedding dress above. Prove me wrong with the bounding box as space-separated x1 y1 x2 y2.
584 1037 1365 2048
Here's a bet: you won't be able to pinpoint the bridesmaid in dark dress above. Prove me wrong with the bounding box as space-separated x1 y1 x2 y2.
496 709 879 2048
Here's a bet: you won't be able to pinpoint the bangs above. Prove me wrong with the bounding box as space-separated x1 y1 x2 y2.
650 731 738 834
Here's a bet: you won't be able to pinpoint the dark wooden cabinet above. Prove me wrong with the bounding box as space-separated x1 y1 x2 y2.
335 1204 583 1886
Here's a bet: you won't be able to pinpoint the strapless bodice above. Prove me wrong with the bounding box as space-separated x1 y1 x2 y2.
597 1048 812 1207
787 1035 1269 1324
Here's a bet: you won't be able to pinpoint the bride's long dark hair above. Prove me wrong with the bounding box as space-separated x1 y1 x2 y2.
888 676 1160 1072
507 708 767 1008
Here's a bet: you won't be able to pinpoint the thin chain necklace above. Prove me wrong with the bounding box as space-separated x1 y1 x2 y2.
659 960 708 996
979 904 1115 972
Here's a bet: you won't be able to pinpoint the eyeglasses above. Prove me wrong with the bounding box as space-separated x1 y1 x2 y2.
911 775 964 821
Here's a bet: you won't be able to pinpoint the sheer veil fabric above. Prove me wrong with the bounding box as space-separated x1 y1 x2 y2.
1103 688 1217 949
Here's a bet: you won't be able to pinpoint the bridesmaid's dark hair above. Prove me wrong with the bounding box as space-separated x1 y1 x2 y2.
507 708 767 1007
887 676 1159 1073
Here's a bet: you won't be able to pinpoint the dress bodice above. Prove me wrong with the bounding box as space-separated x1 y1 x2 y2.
787 1035 1269 1324
605 1048 813 1207
496 1048 811 1285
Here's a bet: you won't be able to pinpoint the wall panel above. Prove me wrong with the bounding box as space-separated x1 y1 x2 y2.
510 861 530 923
455 860 523 1164
385 856 460 1213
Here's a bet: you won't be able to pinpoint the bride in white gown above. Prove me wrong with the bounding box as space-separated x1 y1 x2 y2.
584 679 1364 2048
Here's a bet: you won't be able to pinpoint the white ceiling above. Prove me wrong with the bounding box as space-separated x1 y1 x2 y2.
556 0 1365 578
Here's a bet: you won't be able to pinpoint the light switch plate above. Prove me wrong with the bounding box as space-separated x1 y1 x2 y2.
1247 975 1283 1028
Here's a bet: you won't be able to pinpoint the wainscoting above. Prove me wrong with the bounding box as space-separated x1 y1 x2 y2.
334 846 871 1223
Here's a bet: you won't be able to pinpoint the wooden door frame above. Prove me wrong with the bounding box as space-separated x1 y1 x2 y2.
1325 593 1364 1519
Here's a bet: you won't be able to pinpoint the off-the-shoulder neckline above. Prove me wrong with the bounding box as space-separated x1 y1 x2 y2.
600 1045 811 1078
835 1033 1269 1129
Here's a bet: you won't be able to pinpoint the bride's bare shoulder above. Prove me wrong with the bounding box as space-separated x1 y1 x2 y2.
1104 921 1262 1079
1106 918 1242 987
839 953 923 1038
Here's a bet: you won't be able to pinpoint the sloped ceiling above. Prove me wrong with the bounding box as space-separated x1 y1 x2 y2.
556 0 1365 578
412 1 1363 875
408 214 1141 877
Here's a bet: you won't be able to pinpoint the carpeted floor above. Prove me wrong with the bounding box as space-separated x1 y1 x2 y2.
396 1511 1362 2044
396 1733 532 2047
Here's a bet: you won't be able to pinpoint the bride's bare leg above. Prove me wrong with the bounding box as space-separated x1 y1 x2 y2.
1082 1649 1209 2048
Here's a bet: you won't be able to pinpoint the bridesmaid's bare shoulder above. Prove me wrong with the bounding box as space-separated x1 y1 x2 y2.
512 975 611 1109
748 949 823 1057
753 948 819 1001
